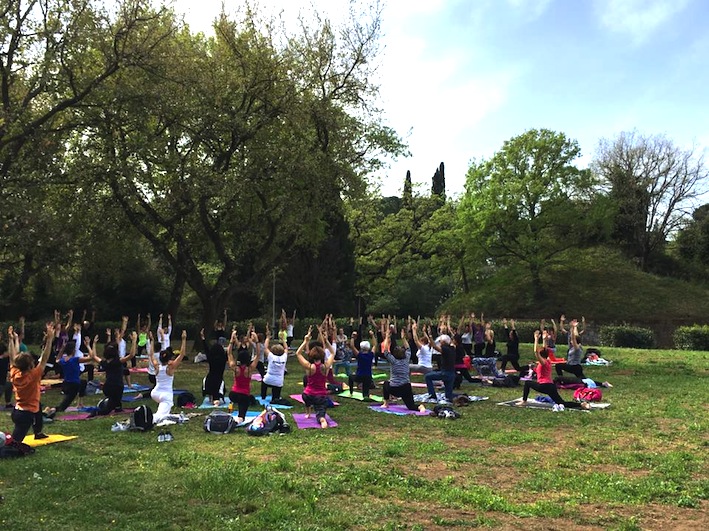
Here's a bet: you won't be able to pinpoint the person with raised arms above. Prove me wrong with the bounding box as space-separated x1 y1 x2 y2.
296 326 336 428
149 329 187 424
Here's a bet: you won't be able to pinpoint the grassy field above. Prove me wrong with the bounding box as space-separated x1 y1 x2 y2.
1 345 707 531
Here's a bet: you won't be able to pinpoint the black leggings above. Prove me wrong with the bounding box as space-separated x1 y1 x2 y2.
2 380 12 405
499 354 522 372
349 374 373 397
11 408 44 441
228 391 250 419
99 383 123 415
555 363 586 379
522 381 583 409
56 381 87 412
260 382 282 400
383 381 418 411
302 393 328 422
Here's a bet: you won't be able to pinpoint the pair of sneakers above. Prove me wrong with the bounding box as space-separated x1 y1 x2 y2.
157 430 174 442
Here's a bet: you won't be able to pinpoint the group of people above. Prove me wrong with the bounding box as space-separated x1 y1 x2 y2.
1 310 612 441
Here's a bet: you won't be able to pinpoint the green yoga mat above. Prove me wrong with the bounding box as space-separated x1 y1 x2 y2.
337 391 384 402
335 373 388 381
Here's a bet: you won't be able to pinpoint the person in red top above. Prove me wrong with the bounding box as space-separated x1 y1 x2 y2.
297 326 335 429
227 328 259 424
515 330 589 410
8 322 54 442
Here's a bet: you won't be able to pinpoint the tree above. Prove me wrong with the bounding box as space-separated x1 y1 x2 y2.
0 0 173 316
593 131 708 271
64 5 404 328
460 129 597 301
674 204 709 280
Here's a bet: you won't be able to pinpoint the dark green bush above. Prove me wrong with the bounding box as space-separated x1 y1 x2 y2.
599 325 655 348
673 325 709 351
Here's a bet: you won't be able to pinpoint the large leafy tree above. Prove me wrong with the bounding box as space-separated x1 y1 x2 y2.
65 6 404 327
593 131 708 271
0 0 173 316
460 129 597 301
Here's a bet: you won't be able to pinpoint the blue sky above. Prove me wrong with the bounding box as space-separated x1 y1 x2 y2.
169 0 709 197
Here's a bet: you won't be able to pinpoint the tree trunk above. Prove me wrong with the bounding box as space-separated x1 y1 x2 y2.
530 263 545 302
167 270 186 321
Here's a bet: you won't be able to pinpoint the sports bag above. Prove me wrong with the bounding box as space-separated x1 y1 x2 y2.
247 408 290 436
130 405 154 431
574 387 602 402
204 411 236 434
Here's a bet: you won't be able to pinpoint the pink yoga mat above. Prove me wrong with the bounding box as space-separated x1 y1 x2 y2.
410 382 427 388
292 413 337 428
129 367 149 373
289 394 339 406
251 374 262 381
369 405 430 416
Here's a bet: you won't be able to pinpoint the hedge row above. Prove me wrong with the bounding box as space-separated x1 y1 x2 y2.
672 325 709 351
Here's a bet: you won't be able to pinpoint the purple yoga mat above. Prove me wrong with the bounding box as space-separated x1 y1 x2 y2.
59 408 135 421
289 394 340 406
369 405 430 416
291 413 337 428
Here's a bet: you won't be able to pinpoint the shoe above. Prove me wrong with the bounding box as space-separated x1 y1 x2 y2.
603 381 613 388
558 404 565 412
164 431 174 442
552 404 560 412
34 433 49 440
157 430 165 442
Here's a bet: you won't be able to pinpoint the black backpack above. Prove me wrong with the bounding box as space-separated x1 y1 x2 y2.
130 405 154 431
0 438 35 459
204 411 236 434
97 398 113 415
176 391 196 407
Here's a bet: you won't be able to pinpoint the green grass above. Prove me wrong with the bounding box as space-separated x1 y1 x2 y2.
1 345 707 530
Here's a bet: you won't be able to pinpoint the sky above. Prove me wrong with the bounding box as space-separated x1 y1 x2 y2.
167 0 709 197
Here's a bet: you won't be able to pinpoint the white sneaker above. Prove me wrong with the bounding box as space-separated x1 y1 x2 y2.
552 404 560 412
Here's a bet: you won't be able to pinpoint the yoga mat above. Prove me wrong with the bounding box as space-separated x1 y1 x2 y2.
292 413 337 429
337 391 384 402
334 372 388 381
413 392 488 403
198 397 231 409
40 379 64 387
59 408 135 421
369 405 430 416
289 394 340 407
123 384 151 393
251 374 263 381
23 434 78 447
497 398 611 410
129 367 149 373
230 410 261 426
255 396 294 409
410 382 427 388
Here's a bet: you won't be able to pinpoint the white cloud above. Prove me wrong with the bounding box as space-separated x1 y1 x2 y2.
594 0 691 45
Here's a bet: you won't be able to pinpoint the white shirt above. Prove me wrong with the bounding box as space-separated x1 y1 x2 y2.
158 324 172 352
263 352 288 387
416 344 433 368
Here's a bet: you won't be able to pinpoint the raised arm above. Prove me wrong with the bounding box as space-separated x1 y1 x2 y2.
411 322 423 349
295 326 313 370
570 321 580 349
147 331 159 371
37 322 55 371
226 330 237 369
119 332 138 364
168 330 187 374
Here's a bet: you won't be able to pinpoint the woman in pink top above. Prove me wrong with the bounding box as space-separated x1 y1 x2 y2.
227 329 259 423
297 326 336 429
516 330 589 411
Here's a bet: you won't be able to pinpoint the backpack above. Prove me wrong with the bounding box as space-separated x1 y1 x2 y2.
574 387 602 402
0 439 35 459
204 411 236 434
130 405 154 431
491 374 520 388
431 405 461 419
247 408 290 436
176 391 196 407
97 398 113 415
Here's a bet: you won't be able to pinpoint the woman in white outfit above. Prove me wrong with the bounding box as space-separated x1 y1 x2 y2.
150 329 186 423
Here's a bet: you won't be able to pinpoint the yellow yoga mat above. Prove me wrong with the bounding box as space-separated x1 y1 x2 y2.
23 434 78 447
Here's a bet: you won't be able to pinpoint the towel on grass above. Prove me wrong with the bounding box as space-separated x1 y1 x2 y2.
413 392 488 403
368 405 430 416
291 413 337 429
497 398 611 410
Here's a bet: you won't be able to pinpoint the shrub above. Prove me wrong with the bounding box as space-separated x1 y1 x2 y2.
673 325 709 351
599 325 655 348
